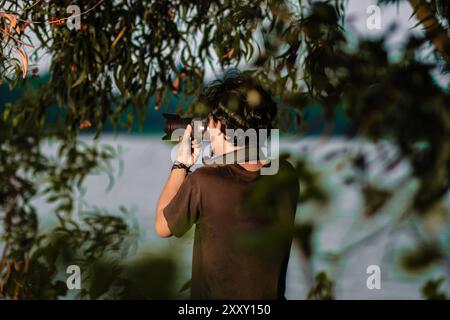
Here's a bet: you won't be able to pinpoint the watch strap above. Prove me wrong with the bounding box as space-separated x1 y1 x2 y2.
171 161 190 172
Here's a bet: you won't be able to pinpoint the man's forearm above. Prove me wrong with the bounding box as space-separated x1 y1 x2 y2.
155 168 187 237
155 124 199 237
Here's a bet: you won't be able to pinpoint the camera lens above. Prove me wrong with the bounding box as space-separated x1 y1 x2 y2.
162 113 207 141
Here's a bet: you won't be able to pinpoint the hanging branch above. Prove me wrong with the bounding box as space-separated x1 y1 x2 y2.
409 0 450 67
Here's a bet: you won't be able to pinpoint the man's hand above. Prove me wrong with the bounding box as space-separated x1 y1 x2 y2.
176 124 201 167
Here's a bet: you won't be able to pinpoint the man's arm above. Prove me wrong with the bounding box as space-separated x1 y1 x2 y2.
154 125 201 237
155 168 188 237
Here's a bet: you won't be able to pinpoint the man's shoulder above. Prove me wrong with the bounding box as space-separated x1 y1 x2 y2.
190 165 228 180
190 159 297 181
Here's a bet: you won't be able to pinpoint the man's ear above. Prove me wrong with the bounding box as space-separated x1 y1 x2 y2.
209 115 222 131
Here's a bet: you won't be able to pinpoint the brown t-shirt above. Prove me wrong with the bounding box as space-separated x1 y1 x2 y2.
163 159 299 299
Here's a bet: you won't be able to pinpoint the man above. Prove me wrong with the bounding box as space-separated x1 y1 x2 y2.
155 70 299 299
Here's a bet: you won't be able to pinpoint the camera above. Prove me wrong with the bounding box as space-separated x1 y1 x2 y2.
162 113 208 141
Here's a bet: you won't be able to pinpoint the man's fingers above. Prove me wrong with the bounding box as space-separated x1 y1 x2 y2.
182 124 192 142
191 138 201 162
182 125 191 141
191 139 201 148
192 143 201 159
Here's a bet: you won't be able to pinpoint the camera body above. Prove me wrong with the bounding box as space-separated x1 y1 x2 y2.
162 113 208 141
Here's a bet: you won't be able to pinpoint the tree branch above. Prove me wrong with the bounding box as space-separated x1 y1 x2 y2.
409 0 450 67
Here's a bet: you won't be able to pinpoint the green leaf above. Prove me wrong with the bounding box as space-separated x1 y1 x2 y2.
72 71 87 88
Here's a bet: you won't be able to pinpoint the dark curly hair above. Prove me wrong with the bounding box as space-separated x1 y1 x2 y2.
197 69 277 146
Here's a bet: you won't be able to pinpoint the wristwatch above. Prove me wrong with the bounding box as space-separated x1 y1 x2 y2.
171 160 190 172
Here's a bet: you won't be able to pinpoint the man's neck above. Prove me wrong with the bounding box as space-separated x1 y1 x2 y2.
238 162 263 172
214 141 239 157
213 145 264 172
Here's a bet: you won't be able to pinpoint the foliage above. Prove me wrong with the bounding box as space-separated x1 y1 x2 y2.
20 212 134 299
400 243 443 273
307 271 335 300
421 276 448 300
1 0 450 299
